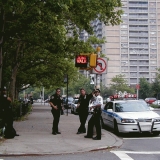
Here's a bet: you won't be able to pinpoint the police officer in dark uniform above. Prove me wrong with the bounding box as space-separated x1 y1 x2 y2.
84 89 103 140
0 87 19 138
49 88 63 135
76 88 94 134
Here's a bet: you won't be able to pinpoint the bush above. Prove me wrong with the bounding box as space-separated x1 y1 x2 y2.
12 100 32 120
150 104 160 108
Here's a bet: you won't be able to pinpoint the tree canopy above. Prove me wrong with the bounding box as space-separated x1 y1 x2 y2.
0 0 123 99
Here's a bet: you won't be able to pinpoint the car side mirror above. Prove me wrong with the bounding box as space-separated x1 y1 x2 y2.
107 109 113 112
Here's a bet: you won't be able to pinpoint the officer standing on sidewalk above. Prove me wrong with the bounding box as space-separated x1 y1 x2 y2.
0 87 19 138
49 88 63 135
84 89 103 140
76 88 94 134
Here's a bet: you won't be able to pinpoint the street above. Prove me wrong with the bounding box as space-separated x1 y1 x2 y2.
1 107 160 160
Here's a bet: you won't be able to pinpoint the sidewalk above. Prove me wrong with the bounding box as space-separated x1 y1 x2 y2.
0 104 123 156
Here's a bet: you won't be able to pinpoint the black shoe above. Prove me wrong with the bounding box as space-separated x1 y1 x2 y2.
92 136 101 140
52 132 57 135
84 135 92 138
82 131 86 133
15 134 19 136
56 132 61 134
77 132 82 134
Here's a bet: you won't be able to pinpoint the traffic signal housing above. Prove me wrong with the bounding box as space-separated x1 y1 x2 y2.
75 55 88 67
89 53 97 68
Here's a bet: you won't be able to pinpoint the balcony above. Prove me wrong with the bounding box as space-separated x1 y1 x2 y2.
129 4 148 7
129 10 148 13
129 33 148 37
129 15 148 19
129 27 148 31
129 21 148 25
129 38 148 42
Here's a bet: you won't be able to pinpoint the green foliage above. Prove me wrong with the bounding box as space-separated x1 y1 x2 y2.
11 100 22 119
150 104 160 108
139 78 152 99
11 100 32 120
1 0 123 99
110 74 135 93
67 74 94 96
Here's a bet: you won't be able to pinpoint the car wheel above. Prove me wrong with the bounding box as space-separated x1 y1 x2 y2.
114 120 119 135
152 132 159 136
101 117 105 129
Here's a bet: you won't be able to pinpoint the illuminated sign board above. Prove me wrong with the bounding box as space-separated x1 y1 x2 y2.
75 55 88 67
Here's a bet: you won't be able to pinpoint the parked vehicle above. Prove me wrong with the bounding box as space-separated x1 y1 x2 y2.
63 97 74 109
101 100 160 135
152 100 160 106
70 99 79 114
145 97 157 104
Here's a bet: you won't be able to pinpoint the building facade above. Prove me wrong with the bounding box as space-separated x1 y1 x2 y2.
102 0 160 87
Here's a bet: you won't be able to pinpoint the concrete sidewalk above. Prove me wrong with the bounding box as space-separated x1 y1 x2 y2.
0 104 123 156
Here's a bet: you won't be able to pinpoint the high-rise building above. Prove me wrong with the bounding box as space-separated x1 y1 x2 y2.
102 0 160 87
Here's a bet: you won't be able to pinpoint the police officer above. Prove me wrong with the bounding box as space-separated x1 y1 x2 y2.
76 88 94 134
0 87 19 138
49 88 63 135
84 89 103 140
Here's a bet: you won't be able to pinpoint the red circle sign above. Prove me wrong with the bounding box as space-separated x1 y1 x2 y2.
94 58 107 73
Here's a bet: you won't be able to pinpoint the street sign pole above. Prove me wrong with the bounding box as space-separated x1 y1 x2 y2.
136 84 140 100
64 74 68 116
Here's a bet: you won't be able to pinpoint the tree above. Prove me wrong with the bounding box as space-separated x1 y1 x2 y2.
110 74 135 93
1 0 123 100
139 78 152 99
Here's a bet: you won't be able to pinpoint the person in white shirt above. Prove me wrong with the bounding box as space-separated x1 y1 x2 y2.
84 89 103 140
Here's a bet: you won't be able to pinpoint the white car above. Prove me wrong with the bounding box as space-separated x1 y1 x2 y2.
101 100 160 135
70 99 79 114
152 100 160 106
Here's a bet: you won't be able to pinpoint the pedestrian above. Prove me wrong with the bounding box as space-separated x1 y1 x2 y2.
84 89 103 140
76 88 94 134
49 88 64 135
30 96 34 105
0 87 19 138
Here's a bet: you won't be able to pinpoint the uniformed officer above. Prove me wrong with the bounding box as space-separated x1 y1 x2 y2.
0 87 19 138
49 88 63 135
76 88 94 134
84 89 103 140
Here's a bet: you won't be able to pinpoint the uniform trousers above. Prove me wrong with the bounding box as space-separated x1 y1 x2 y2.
51 109 61 133
87 113 101 138
78 111 88 133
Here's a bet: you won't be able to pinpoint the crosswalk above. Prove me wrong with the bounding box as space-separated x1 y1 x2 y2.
111 151 160 160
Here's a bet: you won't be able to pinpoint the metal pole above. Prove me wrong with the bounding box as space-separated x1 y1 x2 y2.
66 74 68 116
43 87 44 105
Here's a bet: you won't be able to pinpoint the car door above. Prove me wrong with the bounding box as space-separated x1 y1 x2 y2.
102 102 113 127
106 102 114 128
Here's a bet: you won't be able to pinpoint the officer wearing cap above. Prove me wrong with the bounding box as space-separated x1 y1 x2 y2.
84 89 103 140
49 88 64 135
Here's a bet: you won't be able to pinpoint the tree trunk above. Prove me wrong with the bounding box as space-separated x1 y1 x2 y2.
10 65 18 101
0 6 5 88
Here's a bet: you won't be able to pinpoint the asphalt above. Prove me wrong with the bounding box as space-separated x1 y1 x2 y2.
0 103 123 156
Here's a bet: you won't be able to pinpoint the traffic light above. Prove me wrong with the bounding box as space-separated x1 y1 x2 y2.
89 53 97 68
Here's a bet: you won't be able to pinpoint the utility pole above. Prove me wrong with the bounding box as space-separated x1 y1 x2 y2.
64 74 68 116
96 47 101 89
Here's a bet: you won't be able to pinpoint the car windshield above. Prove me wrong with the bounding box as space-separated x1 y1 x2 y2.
68 98 73 102
115 101 150 112
74 100 79 104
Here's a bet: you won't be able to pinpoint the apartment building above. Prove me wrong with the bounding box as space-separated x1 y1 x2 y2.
102 0 160 87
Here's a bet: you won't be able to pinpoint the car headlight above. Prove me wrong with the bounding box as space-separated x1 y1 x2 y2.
121 119 135 123
153 118 160 122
